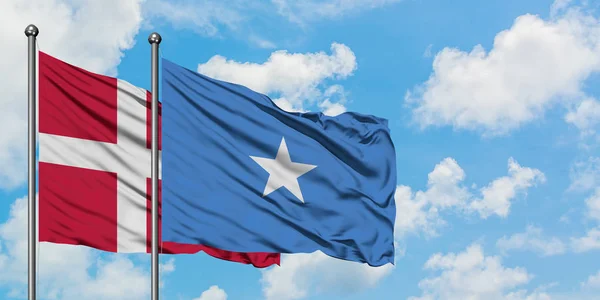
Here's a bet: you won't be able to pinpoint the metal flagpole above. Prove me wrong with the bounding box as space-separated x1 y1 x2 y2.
148 32 162 300
25 24 39 300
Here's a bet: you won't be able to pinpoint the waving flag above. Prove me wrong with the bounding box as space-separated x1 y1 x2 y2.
161 59 397 266
38 52 279 267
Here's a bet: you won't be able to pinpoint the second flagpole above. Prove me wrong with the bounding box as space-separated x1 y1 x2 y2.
149 32 162 300
25 24 39 300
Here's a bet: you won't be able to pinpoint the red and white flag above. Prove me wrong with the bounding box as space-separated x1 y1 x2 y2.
38 52 279 267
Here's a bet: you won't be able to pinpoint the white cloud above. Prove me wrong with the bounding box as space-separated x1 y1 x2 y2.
248 35 278 49
521 271 600 300
318 85 348 116
0 0 144 189
504 289 552 300
260 251 393 300
193 285 228 300
197 43 356 113
585 188 600 221
144 0 400 46
581 270 600 290
65 257 149 300
158 258 176 288
396 157 545 238
409 243 542 300
0 196 160 299
143 0 246 37
273 99 307 113
571 228 600 253
551 0 574 17
319 99 347 116
569 161 600 247
272 0 402 24
469 158 546 218
394 158 469 238
423 44 434 58
496 225 567 257
406 5 600 136
145 0 401 38
569 156 600 192
565 98 600 135
160 258 176 274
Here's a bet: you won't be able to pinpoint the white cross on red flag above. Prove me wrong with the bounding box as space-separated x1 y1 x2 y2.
37 52 279 267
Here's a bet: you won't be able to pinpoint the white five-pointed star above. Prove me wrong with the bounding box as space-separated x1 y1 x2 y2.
250 137 317 203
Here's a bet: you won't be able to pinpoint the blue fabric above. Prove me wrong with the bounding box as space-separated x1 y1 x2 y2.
161 59 397 266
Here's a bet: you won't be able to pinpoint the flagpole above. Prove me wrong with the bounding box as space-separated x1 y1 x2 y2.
149 32 162 300
25 24 39 300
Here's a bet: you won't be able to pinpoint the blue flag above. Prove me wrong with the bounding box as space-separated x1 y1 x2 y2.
161 59 397 266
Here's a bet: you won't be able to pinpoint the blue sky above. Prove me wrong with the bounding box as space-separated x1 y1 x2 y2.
1 0 600 299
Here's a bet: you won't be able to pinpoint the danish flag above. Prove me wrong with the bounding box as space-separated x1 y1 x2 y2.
37 52 279 267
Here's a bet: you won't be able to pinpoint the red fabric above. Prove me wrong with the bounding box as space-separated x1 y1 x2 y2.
38 51 280 268
39 163 119 252
39 52 118 143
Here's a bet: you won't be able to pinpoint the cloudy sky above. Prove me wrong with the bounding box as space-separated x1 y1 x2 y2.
1 0 600 299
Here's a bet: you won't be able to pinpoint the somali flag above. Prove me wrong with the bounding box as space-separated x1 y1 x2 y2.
160 59 396 266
